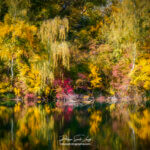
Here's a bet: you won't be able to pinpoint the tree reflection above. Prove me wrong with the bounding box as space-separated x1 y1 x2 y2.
1 104 150 150
129 109 150 140
89 110 102 135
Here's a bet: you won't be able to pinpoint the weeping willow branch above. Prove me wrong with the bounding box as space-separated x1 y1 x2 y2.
38 17 70 87
39 17 69 43
51 41 70 69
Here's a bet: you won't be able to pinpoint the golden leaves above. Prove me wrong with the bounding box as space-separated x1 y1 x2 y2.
0 82 11 93
14 87 21 97
129 109 150 139
89 110 102 135
89 64 102 89
131 56 150 90
14 102 21 112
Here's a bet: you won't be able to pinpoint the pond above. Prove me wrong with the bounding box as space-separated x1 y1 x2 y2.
0 102 150 150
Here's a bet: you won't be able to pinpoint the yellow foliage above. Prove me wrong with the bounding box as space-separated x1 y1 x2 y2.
17 62 41 94
38 17 70 85
0 15 37 50
131 57 150 90
45 104 51 114
0 106 12 123
0 82 11 94
14 87 21 97
37 100 41 104
16 106 54 149
89 110 102 135
111 5 120 13
89 64 102 89
14 102 21 112
0 15 42 94
45 86 50 96
109 104 115 112
39 17 69 44
109 88 115 96
129 109 150 139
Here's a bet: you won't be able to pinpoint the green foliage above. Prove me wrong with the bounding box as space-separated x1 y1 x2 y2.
0 99 16 107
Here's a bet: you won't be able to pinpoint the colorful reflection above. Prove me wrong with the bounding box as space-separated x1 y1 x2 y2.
0 104 150 150
129 109 150 140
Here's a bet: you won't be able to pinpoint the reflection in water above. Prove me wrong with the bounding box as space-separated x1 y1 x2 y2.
16 106 55 150
129 109 150 140
89 110 102 135
131 126 136 150
11 118 14 143
0 104 150 150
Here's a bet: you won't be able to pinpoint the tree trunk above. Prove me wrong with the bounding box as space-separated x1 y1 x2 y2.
11 58 14 85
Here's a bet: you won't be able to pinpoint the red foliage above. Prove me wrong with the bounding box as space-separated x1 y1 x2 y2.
111 59 131 97
54 78 74 100
63 106 73 121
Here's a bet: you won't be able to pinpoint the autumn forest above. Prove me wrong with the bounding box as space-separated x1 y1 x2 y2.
0 0 150 149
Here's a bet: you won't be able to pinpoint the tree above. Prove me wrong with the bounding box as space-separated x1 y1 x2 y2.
0 14 41 95
38 16 70 88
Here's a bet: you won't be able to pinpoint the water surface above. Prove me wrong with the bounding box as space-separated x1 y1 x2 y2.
0 102 150 150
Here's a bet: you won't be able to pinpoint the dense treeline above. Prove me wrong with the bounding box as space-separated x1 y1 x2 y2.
0 0 149 101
